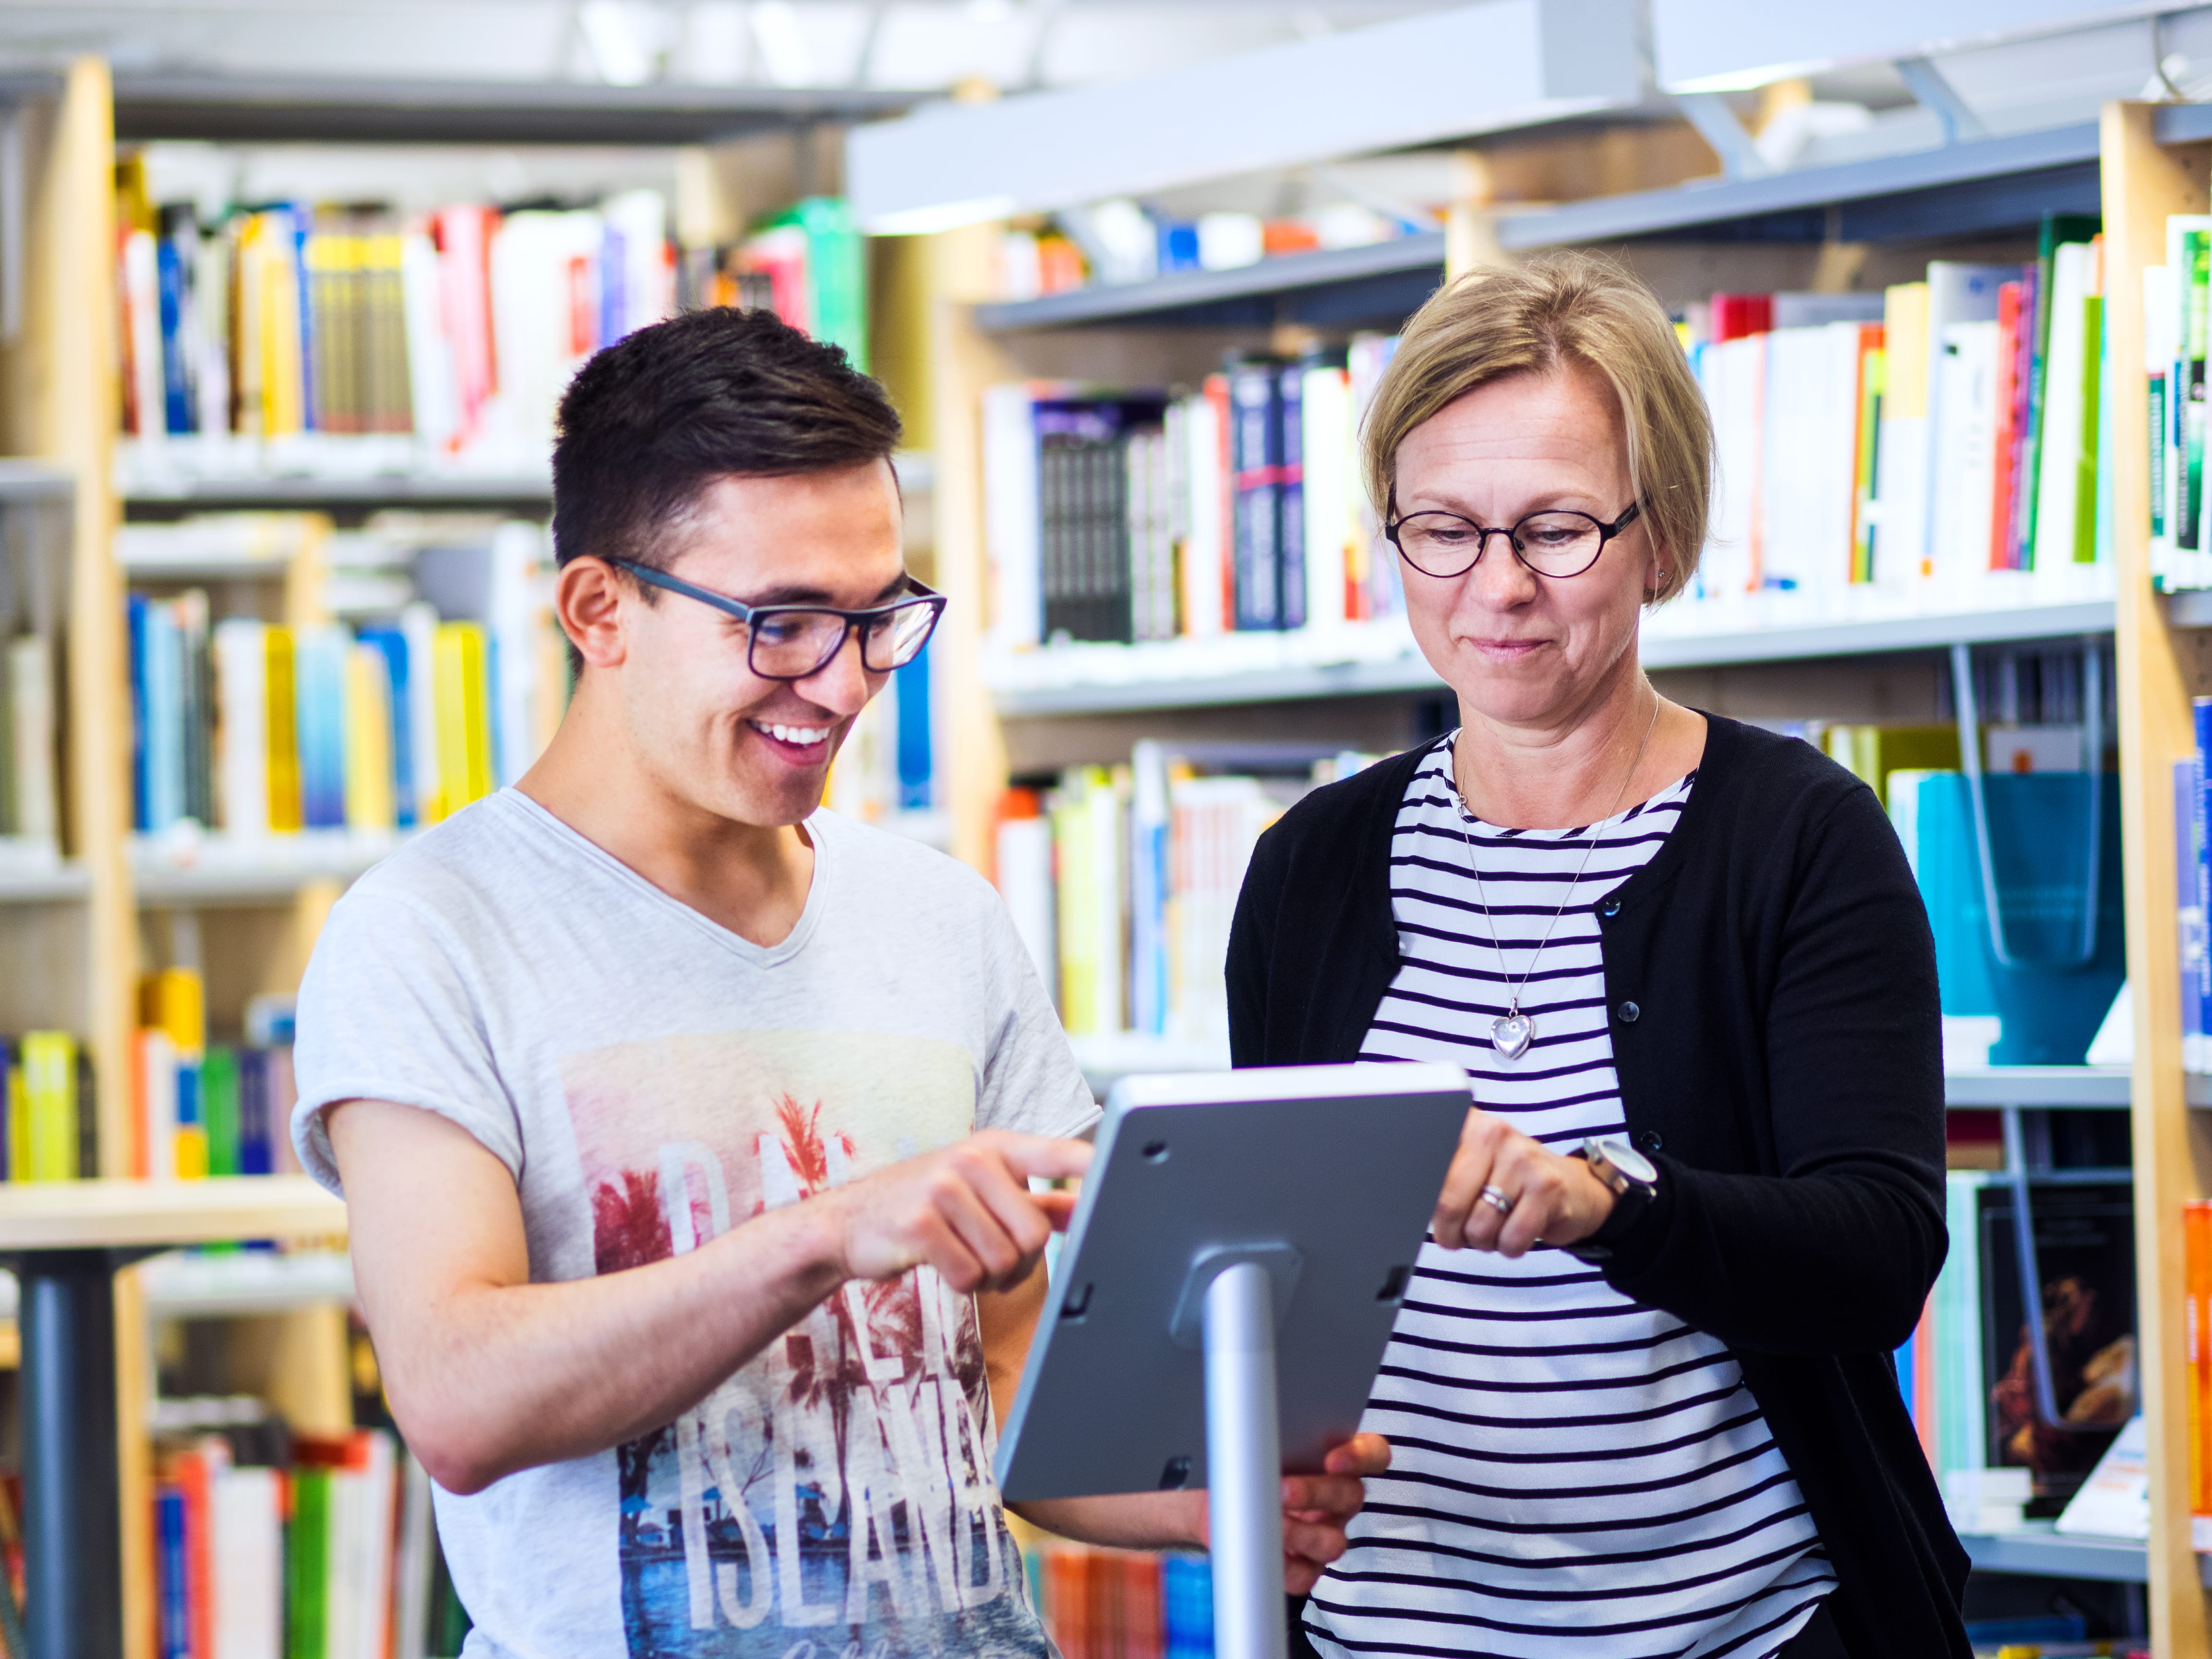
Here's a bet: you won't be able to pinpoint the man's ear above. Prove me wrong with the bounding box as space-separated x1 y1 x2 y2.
557 558 630 673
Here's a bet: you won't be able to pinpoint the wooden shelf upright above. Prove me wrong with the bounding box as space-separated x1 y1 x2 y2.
2106 98 2212 1659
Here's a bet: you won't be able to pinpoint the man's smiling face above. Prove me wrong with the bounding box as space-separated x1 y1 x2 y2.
608 459 908 830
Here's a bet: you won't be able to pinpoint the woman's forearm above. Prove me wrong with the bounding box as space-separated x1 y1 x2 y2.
1598 1156 1944 1355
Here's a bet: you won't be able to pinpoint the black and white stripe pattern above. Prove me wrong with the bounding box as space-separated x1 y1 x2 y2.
1306 739 1833 1659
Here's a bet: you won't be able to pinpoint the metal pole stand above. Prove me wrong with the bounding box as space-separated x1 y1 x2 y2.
1204 1260 1287 1659
16 1249 124 1659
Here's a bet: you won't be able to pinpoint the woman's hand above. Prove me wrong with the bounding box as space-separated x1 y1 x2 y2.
1432 1107 1617 1255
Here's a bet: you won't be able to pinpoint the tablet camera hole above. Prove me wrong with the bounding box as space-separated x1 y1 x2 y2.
1060 1283 1094 1320
1158 1455 1191 1491
1376 1265 1411 1303
1141 1139 1170 1163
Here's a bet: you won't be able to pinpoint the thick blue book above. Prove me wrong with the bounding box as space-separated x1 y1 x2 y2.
294 628 349 829
357 626 415 828
127 593 151 832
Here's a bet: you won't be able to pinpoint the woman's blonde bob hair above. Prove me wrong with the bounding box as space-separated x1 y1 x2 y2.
1362 251 1712 603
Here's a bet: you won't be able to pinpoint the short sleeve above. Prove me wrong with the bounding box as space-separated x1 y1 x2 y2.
972 894 1098 1142
290 886 525 1195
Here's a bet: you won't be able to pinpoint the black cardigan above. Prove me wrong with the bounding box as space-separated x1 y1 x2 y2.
1228 714 1969 1658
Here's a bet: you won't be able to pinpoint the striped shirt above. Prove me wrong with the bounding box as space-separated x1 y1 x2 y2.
1307 739 1834 1659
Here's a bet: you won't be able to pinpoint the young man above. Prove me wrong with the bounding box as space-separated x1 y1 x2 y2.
294 307 1379 1658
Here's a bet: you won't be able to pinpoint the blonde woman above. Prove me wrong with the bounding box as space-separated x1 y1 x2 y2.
1228 254 1961 1659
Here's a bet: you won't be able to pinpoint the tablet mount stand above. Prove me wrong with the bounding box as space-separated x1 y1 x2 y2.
1175 1243 1306 1659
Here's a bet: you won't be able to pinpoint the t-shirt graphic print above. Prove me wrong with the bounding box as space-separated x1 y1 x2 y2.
563 1029 1039 1659
289 793 1094 1659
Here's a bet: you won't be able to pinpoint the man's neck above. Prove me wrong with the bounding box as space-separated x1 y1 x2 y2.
516 681 815 950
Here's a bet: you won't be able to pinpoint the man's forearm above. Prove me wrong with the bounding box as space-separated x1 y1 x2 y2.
1010 1493 1206 1553
381 1200 845 1493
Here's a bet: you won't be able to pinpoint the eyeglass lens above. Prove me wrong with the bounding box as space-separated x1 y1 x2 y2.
748 600 938 679
1394 511 1610 579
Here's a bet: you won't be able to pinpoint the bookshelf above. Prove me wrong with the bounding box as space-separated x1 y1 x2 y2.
912 87 2212 1654
0 52 914 1659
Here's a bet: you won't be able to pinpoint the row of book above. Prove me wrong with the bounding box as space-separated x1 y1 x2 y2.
998 199 1413 300
128 519 562 839
2177 702 2212 1075
1684 217 2110 625
0 634 58 858
984 339 1402 650
132 967 301 1183
994 746 1364 1040
0 1031 91 1183
152 1418 468 1659
116 157 865 470
1021 1541 1209 1659
985 213 2125 661
2148 212 2212 591
1902 1172 2137 1534
821 641 944 837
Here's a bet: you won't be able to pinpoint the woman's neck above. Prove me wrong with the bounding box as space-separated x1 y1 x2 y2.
1452 670 1704 831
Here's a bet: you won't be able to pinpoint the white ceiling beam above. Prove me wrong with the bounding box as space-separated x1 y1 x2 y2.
847 0 1645 234
1650 0 2174 93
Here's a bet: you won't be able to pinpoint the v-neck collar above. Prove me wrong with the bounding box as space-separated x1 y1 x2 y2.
493 788 830 968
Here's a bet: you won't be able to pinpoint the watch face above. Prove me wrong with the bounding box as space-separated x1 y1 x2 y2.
1598 1139 1657 1187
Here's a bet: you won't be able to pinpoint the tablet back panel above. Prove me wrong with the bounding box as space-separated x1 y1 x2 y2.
994 1062 1469 1503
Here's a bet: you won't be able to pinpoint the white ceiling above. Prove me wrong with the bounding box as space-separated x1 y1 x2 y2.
0 1 1463 93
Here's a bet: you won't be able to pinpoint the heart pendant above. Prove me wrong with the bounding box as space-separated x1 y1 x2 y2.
1491 1011 1533 1060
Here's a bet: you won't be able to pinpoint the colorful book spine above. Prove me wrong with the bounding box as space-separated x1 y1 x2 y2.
2188 1200 2212 1549
431 621 493 821
2180 758 2206 1075
20 1032 77 1184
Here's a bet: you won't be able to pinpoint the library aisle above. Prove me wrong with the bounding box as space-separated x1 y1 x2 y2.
0 2 2205 1657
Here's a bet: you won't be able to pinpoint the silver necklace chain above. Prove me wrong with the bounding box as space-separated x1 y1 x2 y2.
1454 692 1661 1062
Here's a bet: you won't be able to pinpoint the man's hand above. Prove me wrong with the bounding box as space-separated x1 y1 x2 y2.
1432 1107 1615 1256
1272 1433 1390 1595
823 1130 1090 1294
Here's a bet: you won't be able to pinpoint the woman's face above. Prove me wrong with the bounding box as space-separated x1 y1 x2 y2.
1392 364 1664 732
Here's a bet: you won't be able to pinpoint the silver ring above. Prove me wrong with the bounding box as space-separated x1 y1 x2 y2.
1479 1185 1515 1217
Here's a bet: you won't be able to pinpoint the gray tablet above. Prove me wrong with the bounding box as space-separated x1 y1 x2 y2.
993 1061 1471 1503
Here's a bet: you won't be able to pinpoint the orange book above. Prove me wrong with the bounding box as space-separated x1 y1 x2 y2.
1912 1290 1938 1466
2188 1200 2212 1543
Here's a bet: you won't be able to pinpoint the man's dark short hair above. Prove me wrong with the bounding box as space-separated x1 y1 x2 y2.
551 306 904 582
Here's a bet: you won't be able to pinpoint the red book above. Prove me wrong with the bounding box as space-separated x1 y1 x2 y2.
1989 280 2025 571
1710 292 1774 342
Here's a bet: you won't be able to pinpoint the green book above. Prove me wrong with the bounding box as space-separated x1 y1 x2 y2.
288 1467 330 1659
793 196 866 372
201 1045 240 1178
2019 211 2103 566
2077 290 2103 566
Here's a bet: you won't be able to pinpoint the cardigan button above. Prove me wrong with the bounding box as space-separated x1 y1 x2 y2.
1598 897 1621 919
1638 1130 1664 1153
1617 1000 1640 1023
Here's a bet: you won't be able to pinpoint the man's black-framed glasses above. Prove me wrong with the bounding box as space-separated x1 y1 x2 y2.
607 557 947 680
1384 494 1643 580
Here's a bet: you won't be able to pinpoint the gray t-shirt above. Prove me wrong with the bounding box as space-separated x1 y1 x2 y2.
292 789 1096 1659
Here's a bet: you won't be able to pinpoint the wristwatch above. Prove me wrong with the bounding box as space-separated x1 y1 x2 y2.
1564 1138 1659 1262
1582 1137 1659 1202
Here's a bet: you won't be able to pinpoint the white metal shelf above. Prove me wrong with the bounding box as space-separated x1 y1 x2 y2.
111 72 912 147
0 846 88 903
1956 1523 2186 1585
973 233 1448 334
0 460 72 503
1072 1038 2141 1110
130 830 405 905
990 601 2117 717
122 472 552 509
1944 1068 2131 1109
1498 121 2104 250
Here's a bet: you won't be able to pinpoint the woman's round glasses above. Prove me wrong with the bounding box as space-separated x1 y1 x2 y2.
605 558 946 681
1385 496 1643 580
